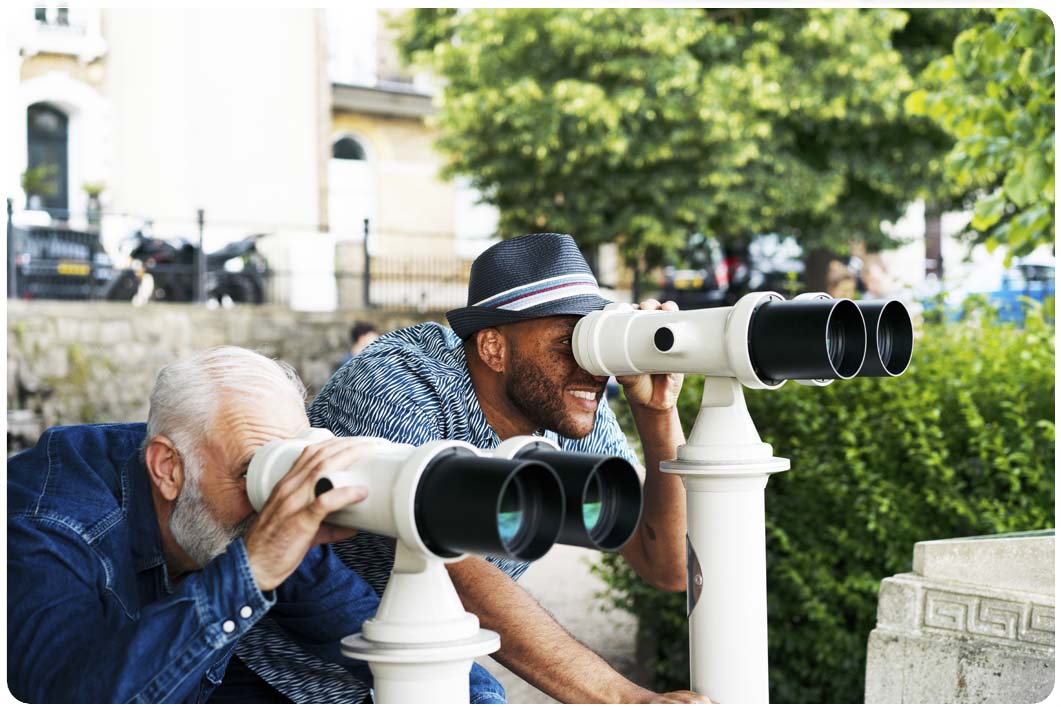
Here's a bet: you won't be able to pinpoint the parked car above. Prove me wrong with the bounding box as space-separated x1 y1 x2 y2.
926 255 1056 324
10 225 113 300
658 232 806 309
657 232 731 309
727 233 806 299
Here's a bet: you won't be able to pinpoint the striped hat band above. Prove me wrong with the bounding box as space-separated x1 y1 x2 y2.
474 274 601 312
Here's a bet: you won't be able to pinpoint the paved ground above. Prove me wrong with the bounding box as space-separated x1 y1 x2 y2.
477 545 641 704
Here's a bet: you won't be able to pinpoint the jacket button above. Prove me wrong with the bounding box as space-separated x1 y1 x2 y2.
222 620 236 634
239 606 253 619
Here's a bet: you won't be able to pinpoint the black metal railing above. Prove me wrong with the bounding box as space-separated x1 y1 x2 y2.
7 199 479 311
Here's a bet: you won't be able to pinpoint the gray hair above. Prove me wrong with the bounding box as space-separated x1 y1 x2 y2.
143 346 307 476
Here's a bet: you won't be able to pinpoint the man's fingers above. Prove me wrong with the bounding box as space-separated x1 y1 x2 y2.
312 522 360 546
667 691 712 704
637 298 662 311
310 484 369 518
272 438 382 501
660 299 679 312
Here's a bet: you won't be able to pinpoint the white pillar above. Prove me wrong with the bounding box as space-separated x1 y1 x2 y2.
662 377 788 703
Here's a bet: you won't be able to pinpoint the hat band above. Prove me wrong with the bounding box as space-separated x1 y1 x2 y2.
474 274 600 312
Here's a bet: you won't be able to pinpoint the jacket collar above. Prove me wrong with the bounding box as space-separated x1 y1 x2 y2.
123 449 167 575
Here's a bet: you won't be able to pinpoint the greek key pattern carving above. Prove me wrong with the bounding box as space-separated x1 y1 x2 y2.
923 589 1054 647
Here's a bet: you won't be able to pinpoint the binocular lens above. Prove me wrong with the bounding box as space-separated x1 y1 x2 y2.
515 446 642 551
856 300 914 377
826 316 848 373
416 449 564 562
749 299 867 382
497 476 526 546
582 473 603 532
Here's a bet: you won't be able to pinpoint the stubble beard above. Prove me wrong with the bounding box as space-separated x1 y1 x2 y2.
506 354 597 439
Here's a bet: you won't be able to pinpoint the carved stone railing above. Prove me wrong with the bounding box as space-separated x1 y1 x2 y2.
866 531 1054 703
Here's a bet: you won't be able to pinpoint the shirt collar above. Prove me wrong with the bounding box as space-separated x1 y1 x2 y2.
122 449 167 575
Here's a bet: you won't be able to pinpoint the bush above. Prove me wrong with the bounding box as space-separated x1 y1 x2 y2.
595 302 1055 703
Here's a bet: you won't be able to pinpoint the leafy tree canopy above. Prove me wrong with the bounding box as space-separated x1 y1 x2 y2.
906 9 1055 259
401 9 978 266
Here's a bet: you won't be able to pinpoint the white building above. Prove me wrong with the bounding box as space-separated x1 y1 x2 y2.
4 7 500 310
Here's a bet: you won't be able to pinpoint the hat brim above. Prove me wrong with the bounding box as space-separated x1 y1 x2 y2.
446 293 613 339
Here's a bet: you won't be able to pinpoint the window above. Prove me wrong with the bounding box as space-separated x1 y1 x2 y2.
34 6 72 27
26 103 69 215
332 137 367 161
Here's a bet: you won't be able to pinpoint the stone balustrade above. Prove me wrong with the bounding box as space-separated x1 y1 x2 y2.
866 531 1055 703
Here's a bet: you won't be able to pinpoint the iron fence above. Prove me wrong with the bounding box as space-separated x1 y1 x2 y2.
7 199 476 311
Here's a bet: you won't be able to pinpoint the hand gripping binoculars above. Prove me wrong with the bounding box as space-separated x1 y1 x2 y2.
247 430 643 563
572 291 913 388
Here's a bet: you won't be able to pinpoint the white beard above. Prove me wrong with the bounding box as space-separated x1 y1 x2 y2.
169 458 254 567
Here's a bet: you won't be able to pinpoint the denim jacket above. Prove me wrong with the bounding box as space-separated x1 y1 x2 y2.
7 423 505 703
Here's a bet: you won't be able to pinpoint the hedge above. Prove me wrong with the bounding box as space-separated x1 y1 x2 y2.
595 299 1055 703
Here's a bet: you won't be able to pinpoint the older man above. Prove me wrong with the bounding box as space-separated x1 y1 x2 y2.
239 233 707 703
7 346 504 703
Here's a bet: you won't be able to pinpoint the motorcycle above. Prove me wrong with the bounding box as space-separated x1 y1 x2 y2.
104 228 269 305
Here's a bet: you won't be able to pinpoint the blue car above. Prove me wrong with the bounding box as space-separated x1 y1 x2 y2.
929 258 1055 325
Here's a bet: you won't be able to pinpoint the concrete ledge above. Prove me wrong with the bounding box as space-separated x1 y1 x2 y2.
866 531 1055 704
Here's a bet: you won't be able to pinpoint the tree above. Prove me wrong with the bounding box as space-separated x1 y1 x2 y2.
400 9 977 288
905 9 1055 260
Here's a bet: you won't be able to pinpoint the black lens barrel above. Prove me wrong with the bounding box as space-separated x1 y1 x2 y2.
748 299 867 382
514 444 643 551
855 300 914 377
414 448 564 561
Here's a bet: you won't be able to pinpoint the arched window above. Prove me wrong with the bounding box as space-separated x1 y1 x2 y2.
332 136 366 161
26 103 68 214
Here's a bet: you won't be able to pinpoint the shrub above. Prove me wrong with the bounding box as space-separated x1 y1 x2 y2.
595 302 1055 703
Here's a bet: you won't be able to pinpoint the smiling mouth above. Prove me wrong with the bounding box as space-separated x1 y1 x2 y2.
567 389 600 402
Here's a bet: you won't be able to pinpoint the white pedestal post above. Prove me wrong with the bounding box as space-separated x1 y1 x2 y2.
661 377 789 703
341 542 500 704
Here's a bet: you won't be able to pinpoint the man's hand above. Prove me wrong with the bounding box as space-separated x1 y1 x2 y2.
614 299 684 411
243 437 382 591
624 686 714 703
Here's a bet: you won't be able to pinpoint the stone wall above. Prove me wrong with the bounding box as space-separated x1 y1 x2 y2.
865 531 1055 703
7 300 442 449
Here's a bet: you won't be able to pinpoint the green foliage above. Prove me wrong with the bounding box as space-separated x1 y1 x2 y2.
21 164 58 197
400 9 977 265
906 9 1055 258
82 181 106 199
596 307 1055 702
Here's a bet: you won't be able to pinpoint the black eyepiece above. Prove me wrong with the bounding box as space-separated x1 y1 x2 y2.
413 448 564 561
513 444 642 551
654 327 675 352
748 298 867 382
855 300 913 377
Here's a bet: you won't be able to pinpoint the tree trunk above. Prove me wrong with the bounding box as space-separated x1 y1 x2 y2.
924 202 943 281
630 253 642 303
803 247 835 294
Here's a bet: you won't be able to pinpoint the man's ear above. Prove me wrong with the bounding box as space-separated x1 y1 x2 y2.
144 436 185 502
475 327 508 374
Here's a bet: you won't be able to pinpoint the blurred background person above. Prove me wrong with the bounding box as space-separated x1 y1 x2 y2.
336 320 379 371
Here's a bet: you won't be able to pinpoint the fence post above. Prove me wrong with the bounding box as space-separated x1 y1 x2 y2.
362 217 372 309
196 208 206 302
7 198 15 299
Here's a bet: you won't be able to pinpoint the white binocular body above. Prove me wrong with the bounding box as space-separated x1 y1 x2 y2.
573 291 913 389
247 429 643 563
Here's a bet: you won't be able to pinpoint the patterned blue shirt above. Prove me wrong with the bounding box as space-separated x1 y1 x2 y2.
237 321 638 701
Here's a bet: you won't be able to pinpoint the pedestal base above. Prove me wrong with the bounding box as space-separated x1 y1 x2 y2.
342 629 500 704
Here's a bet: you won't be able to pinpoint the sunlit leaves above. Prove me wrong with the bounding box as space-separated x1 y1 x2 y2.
907 9 1054 259
400 9 978 264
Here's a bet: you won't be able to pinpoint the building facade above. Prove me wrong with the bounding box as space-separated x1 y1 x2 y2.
6 7 498 310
